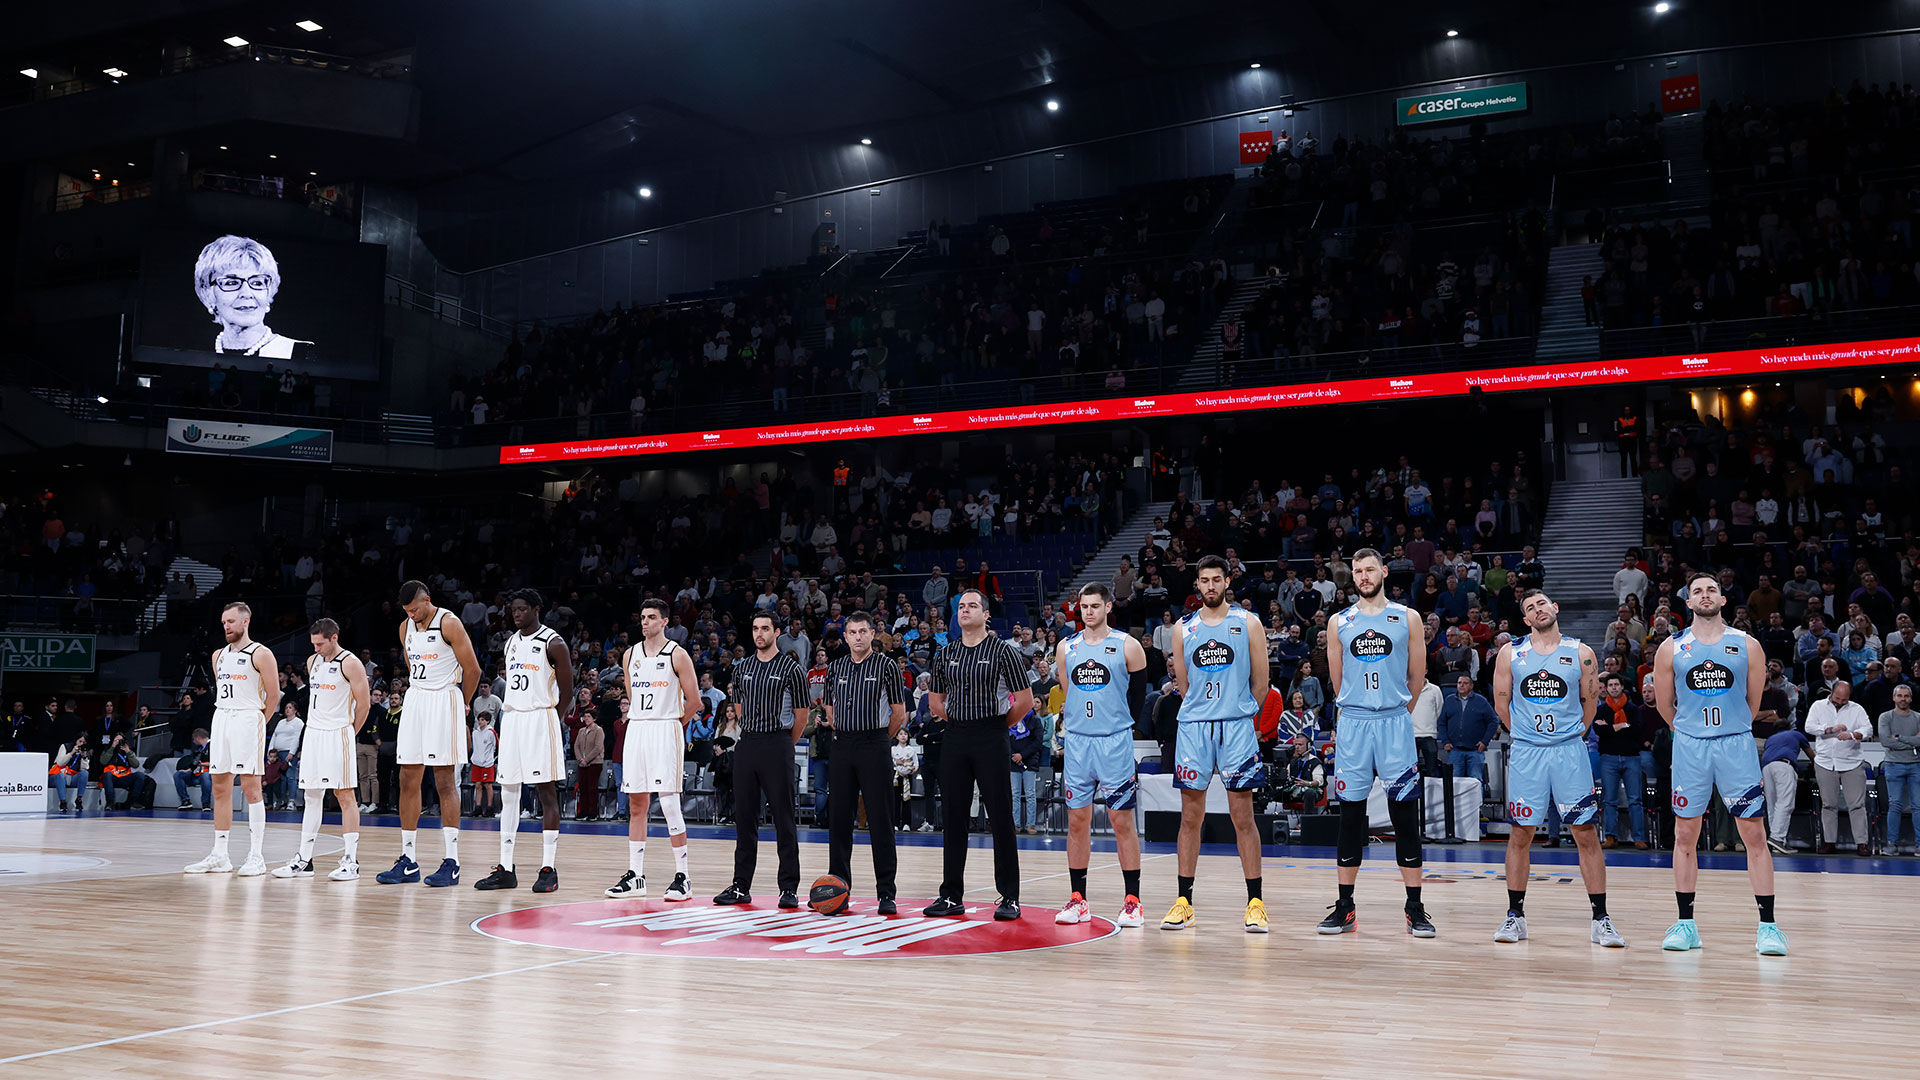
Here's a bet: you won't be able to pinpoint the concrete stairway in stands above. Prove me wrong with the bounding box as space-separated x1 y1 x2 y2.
1057 499 1173 610
1534 477 1644 645
1533 242 1604 363
1175 273 1269 390
139 555 225 632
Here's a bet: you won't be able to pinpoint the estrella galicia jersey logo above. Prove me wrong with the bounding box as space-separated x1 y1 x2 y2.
1071 659 1112 688
1685 661 1734 696
1192 640 1234 670
1519 670 1569 702
1349 629 1392 663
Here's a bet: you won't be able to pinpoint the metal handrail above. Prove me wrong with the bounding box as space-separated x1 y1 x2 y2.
1598 303 1920 361
385 277 516 339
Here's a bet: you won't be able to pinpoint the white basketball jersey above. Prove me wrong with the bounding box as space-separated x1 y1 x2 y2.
504 627 561 711
405 608 463 691
306 649 356 732
215 643 267 712
627 640 684 721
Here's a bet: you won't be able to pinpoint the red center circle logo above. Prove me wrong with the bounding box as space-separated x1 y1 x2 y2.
473 898 1119 959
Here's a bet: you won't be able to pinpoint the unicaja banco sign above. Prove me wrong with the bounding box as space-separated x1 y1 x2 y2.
1397 82 1528 125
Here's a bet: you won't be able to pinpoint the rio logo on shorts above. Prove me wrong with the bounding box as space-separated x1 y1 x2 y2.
1192 640 1234 669
1071 659 1111 688
1685 661 1733 696
1506 800 1534 820
472 899 1116 959
1349 629 1392 663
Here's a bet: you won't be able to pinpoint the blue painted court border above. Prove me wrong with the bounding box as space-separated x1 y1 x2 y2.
37 807 1920 877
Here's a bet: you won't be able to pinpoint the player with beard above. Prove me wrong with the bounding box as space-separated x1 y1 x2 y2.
1490 590 1626 947
1160 556 1271 933
473 590 573 894
1054 583 1150 929
1654 575 1786 955
1318 549 1433 937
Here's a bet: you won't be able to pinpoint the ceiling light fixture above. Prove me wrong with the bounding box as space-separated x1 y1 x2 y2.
103 67 127 78
638 186 653 198
295 20 323 32
268 153 277 159
1445 29 1459 38
1249 62 1262 69
859 137 872 146
20 68 37 79
1045 99 1060 112
223 36 249 48
218 145 229 150
1654 2 1671 11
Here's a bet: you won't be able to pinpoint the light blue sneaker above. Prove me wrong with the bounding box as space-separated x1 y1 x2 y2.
1755 922 1789 956
1661 918 1703 951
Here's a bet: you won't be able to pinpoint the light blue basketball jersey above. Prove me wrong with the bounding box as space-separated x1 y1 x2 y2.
1333 602 1414 713
1063 631 1133 736
1178 607 1257 723
1671 627 1753 738
1508 636 1586 746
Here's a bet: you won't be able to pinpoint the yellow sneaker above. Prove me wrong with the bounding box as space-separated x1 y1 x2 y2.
1160 896 1195 930
1244 897 1270 934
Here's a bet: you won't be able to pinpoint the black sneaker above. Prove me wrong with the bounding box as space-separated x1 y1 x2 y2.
1405 904 1437 938
994 897 1021 921
473 865 519 891
923 896 965 917
532 867 558 894
714 883 752 905
1317 901 1357 935
877 897 898 916
778 890 800 909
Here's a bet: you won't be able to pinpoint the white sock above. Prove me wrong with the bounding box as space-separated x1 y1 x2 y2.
673 842 689 876
246 800 266 858
442 826 459 862
402 830 417 860
299 790 323 862
541 829 558 869
343 832 359 860
629 840 645 874
499 784 521 870
213 830 230 857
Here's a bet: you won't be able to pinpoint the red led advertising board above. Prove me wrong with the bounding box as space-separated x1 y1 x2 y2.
500 336 1920 465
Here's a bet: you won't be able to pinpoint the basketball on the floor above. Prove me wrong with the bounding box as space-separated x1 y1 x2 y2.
808 874 850 915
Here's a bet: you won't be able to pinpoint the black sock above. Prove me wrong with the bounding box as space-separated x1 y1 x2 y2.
1069 867 1087 896
1178 875 1195 902
1122 868 1141 898
1246 876 1262 901
1507 889 1526 916
1756 894 1775 922
1337 882 1355 904
1405 885 1423 909
1590 892 1608 919
1676 891 1696 919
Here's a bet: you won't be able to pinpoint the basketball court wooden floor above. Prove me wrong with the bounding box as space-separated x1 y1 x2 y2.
2 812 1915 1079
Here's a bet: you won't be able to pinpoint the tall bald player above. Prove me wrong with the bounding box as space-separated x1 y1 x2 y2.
606 598 702 901
1319 548 1433 937
377 580 482 888
272 619 370 881
1161 555 1270 934
184 602 281 876
1490 590 1626 947
1654 574 1787 956
474 590 574 894
1054 583 1149 929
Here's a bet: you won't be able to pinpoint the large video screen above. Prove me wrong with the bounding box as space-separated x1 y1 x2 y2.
134 229 385 380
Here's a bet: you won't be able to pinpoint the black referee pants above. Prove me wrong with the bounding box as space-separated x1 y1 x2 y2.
732 731 800 894
828 730 897 897
939 724 1020 902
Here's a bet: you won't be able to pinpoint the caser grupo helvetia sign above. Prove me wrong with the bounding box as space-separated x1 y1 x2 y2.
1396 82 1529 125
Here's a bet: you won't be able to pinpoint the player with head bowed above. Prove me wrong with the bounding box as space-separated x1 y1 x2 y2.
474 590 574 893
272 618 370 881
606 598 702 901
184 602 281 876
1054 582 1150 928
377 580 482 887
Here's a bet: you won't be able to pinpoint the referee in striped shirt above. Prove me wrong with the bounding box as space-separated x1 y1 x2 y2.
924 589 1035 921
822 611 907 914
713 612 812 908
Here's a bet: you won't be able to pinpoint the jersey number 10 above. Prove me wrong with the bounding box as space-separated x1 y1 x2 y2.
1701 706 1722 727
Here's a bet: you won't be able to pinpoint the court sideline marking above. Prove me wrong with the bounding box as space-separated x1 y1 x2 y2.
0 952 617 1065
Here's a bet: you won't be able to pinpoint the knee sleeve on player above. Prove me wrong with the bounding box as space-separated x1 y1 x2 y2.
660 793 686 836
1336 799 1368 867
499 784 522 815
1388 798 1423 868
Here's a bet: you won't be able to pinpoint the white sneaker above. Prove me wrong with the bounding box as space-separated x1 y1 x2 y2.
1494 914 1529 943
605 870 646 898
270 858 315 879
917 822 934 833
1591 916 1628 948
1055 895 1091 925
183 852 233 874
329 858 360 881
664 872 692 902
236 854 268 877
